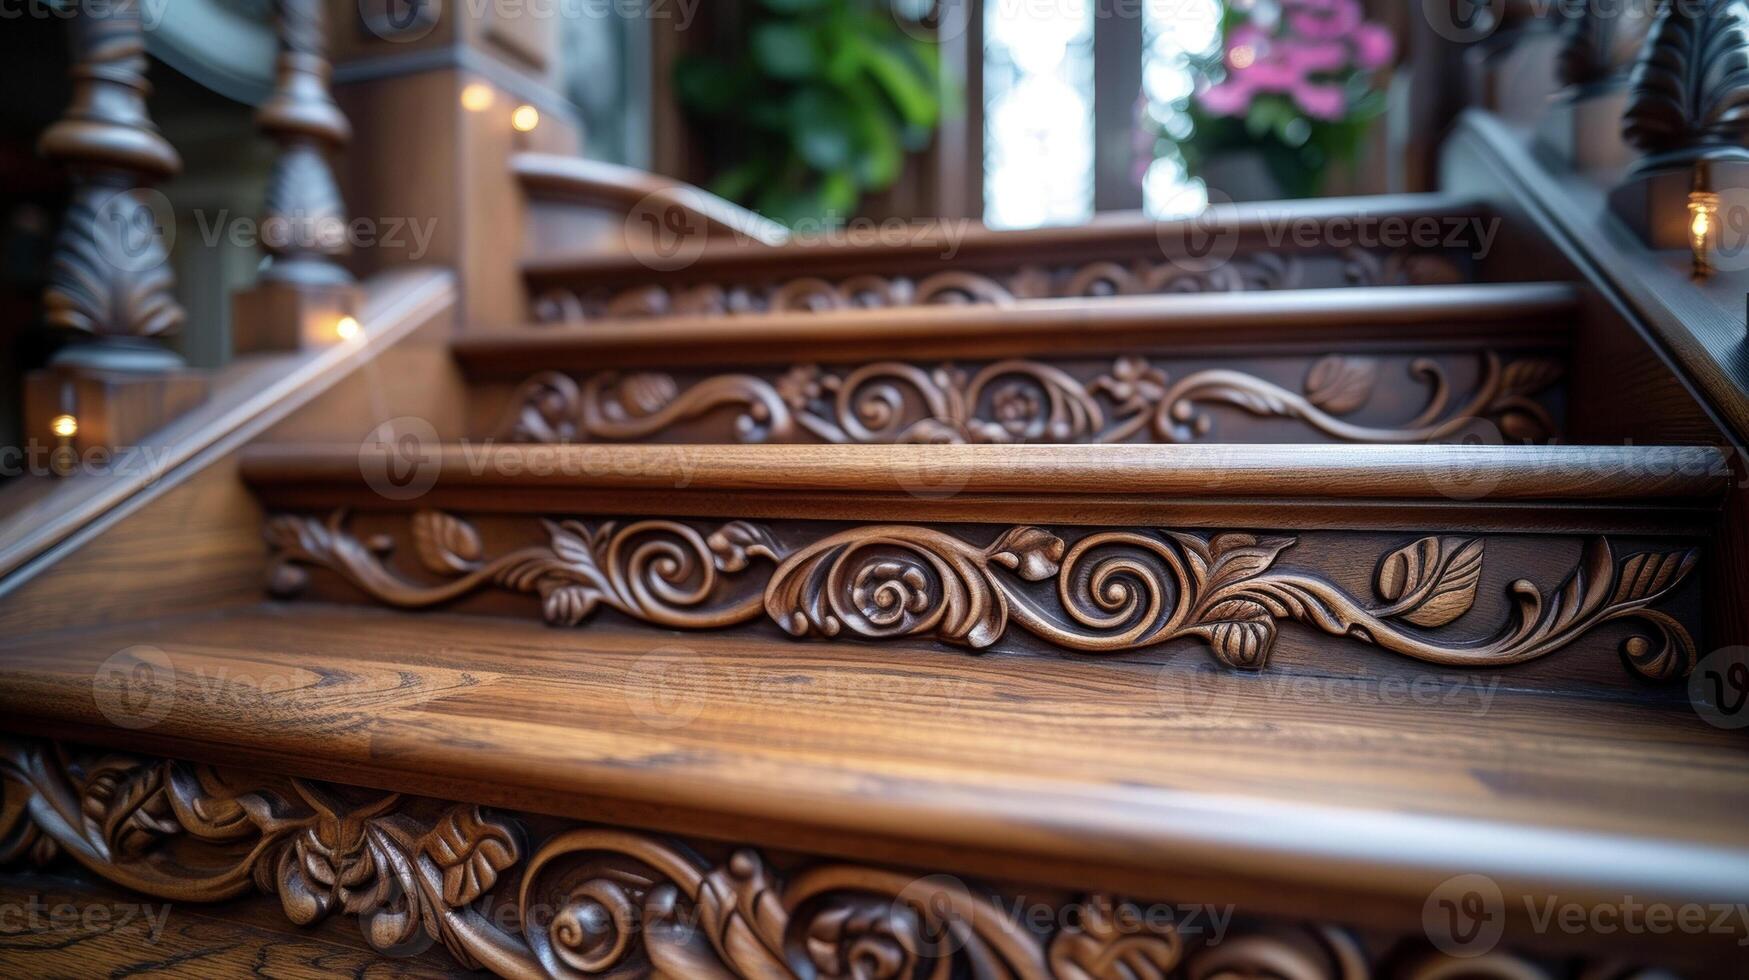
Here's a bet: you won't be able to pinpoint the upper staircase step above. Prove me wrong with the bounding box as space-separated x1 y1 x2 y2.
520 194 1498 323
2 602 1745 945
462 284 1578 447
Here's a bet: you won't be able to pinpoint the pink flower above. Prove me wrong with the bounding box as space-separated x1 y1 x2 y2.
1291 82 1347 120
1199 81 1256 116
1352 23 1395 70
1286 0 1362 40
1279 38 1348 74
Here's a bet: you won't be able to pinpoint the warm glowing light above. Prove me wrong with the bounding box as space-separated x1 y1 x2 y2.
460 83 494 112
335 316 361 341
511 104 540 133
50 414 78 439
1689 190 1719 279
1229 45 1256 69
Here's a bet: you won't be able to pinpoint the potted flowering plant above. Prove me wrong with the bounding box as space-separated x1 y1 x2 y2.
1169 0 1396 200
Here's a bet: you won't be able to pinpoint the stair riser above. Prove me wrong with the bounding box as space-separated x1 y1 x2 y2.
528 246 1477 323
470 349 1568 448
262 509 1705 694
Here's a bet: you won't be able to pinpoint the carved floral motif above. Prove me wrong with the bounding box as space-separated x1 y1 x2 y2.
266 513 1698 681
498 353 1563 446
0 739 1678 978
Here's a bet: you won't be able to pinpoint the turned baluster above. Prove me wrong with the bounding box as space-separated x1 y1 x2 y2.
25 0 207 471
1609 0 1749 254
232 0 361 352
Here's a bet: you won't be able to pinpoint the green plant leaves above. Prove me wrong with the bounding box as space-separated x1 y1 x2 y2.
673 0 950 226
753 22 820 80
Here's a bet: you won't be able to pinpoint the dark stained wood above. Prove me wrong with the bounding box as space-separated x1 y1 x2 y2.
520 193 1493 287
0 870 470 978
239 442 1729 509
461 283 1577 371
0 603 1746 959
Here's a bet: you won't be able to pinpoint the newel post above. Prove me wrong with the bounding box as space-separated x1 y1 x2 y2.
24 0 208 471
232 0 361 352
1609 0 1749 251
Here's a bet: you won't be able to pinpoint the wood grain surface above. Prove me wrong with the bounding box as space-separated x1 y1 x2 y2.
1 603 1745 941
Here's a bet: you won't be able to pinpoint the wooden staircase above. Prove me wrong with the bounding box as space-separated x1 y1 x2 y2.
6 12 1749 977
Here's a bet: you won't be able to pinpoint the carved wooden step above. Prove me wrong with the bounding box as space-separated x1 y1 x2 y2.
2 605 1746 973
519 193 1495 324
238 443 1723 695
460 283 1575 446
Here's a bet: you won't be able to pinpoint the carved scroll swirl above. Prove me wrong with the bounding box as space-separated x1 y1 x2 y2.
0 740 526 969
3 739 1676 978
266 511 783 629
1 738 1229 979
497 353 1563 447
267 514 1698 681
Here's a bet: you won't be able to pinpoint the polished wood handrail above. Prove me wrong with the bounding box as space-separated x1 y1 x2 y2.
0 268 456 589
1444 111 1749 448
513 151 787 246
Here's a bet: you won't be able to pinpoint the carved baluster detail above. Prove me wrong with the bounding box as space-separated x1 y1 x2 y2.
260 0 351 285
39 0 182 341
25 0 207 467
1610 0 1749 246
232 0 360 352
1622 0 1749 168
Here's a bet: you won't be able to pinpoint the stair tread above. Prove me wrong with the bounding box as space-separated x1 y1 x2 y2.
4 602 1745 907
470 283 1576 368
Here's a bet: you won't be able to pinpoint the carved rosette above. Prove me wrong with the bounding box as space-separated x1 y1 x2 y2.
529 248 1464 324
257 0 353 284
38 0 184 340
1623 0 1749 167
265 512 1699 682
495 353 1563 447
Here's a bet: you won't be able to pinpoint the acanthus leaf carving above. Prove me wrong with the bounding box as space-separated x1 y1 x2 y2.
1623 0 1749 163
